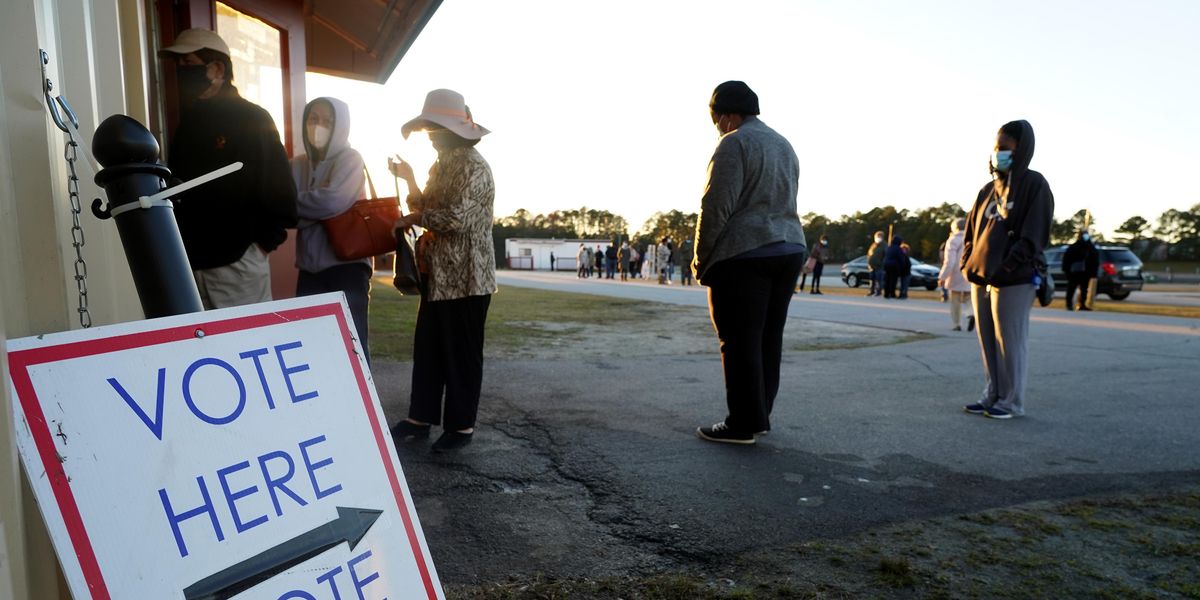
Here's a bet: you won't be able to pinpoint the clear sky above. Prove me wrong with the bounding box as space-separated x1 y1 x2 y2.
308 0 1200 237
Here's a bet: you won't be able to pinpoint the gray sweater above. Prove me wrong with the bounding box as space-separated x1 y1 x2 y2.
693 117 806 282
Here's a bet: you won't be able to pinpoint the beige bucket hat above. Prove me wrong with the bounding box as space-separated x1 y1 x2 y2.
161 28 231 57
401 89 490 140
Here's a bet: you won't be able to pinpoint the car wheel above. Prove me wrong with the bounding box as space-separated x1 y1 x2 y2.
1107 291 1130 301
925 282 938 291
846 273 860 288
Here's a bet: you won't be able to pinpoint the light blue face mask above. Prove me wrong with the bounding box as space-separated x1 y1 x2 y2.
991 150 1014 172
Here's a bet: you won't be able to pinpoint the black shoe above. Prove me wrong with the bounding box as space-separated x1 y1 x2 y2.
1079 306 1093 311
984 406 1014 420
1066 305 1074 311
967 316 975 332
814 290 823 295
390 420 431 441
696 422 755 445
432 431 473 453
963 403 986 415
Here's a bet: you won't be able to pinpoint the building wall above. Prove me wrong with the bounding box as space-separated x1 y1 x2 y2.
1 0 150 597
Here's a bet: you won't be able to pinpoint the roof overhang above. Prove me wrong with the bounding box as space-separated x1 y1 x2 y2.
305 0 442 84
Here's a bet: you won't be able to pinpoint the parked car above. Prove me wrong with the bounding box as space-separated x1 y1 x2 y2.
1043 244 1144 300
840 255 940 290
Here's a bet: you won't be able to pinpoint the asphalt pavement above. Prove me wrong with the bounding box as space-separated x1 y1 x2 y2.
372 269 1200 584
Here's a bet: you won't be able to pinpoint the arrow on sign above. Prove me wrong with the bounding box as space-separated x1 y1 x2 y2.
183 506 383 600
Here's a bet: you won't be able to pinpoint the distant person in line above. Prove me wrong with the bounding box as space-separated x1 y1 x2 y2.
1063 230 1099 311
657 238 672 284
678 239 695 286
692 81 807 445
550 251 556 271
291 97 372 361
961 120 1054 420
867 231 886 297
388 89 496 452
162 28 297 308
576 244 588 278
594 245 604 277
665 237 677 282
899 241 913 299
883 235 907 299
938 218 974 331
605 243 618 279
619 241 632 281
798 234 830 294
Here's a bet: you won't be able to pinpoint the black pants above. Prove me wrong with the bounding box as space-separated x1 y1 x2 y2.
410 293 491 430
297 263 372 363
705 252 805 434
884 265 900 298
1066 274 1092 309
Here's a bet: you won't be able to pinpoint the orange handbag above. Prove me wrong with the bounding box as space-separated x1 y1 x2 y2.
321 169 400 261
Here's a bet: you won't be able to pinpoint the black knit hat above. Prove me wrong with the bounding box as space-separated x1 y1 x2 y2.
709 81 760 116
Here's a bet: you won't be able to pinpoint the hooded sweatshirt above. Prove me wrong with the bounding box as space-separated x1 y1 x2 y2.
962 120 1054 287
290 97 370 273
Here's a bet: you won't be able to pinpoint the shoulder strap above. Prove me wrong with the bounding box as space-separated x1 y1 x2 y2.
362 167 378 200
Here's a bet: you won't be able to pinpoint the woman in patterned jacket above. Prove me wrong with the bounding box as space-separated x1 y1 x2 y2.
388 89 496 453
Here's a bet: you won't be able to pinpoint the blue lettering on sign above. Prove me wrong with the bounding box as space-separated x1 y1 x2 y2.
108 341 320 441
216 460 269 534
238 347 276 409
279 550 383 600
159 476 225 558
274 341 318 404
183 358 247 425
107 369 166 440
158 436 343 558
299 435 343 500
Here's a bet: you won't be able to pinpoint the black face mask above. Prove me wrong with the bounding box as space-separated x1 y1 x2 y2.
176 64 212 102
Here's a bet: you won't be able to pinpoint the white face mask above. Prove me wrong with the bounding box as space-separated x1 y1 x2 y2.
308 124 331 149
874 237 883 243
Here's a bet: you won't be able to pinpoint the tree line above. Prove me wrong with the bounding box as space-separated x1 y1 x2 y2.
492 203 1199 266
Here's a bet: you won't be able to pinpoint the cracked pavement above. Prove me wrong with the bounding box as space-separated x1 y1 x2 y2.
366 271 1200 584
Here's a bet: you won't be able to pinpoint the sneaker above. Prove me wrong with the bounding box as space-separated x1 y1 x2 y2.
966 316 975 332
696 422 755 445
390 420 431 441
963 403 987 415
952 326 962 331
983 407 1013 420
432 431 473 453
813 290 823 295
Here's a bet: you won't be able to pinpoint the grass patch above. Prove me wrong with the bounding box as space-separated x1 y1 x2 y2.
876 557 916 588
368 277 665 361
791 332 933 352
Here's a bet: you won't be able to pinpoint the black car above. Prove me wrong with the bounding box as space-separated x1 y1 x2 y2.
1043 244 1144 300
840 255 940 290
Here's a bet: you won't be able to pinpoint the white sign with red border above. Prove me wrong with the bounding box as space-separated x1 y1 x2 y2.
6 293 443 599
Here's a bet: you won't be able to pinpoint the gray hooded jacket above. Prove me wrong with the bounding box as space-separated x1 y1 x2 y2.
291 97 370 273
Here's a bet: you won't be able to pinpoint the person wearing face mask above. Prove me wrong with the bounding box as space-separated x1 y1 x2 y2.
938 218 975 331
960 120 1055 420
799 235 830 294
1063 230 1100 311
161 28 297 309
867 231 886 297
386 89 495 453
290 98 372 360
692 81 807 445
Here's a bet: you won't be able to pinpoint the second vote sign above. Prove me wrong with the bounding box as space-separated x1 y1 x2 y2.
6 294 443 599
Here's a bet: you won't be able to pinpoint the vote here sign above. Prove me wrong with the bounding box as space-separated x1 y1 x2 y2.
6 294 443 599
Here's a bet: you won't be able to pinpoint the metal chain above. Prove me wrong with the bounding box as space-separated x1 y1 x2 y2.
63 129 92 328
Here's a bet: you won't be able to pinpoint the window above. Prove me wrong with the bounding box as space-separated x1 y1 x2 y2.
215 2 286 146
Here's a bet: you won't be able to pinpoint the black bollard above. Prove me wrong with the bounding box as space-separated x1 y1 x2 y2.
92 114 204 318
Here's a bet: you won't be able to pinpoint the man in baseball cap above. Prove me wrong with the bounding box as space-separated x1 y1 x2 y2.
161 28 297 308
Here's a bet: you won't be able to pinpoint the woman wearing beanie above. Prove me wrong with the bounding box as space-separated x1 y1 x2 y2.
960 120 1054 419
693 81 807 445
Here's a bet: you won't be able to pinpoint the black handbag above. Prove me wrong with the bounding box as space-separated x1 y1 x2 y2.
1037 268 1055 307
392 229 421 295
390 173 422 296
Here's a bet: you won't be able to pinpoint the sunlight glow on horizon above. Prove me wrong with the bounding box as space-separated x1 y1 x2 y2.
306 0 1200 237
